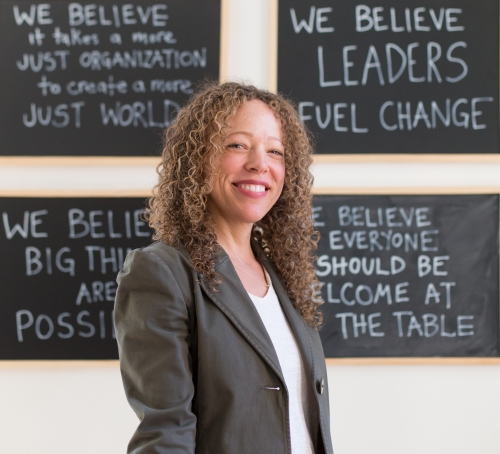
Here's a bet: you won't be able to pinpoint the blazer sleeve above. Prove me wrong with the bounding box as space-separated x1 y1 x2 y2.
114 248 196 454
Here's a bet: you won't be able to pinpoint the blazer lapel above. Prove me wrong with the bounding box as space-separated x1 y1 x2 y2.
199 250 284 381
252 242 315 378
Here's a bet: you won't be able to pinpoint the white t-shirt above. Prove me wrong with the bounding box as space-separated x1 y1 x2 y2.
247 280 314 454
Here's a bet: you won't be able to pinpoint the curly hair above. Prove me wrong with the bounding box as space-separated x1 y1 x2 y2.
146 81 324 328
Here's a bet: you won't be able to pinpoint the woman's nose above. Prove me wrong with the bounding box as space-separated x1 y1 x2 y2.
245 147 269 172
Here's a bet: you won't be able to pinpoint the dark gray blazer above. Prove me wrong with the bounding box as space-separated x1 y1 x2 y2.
114 241 333 454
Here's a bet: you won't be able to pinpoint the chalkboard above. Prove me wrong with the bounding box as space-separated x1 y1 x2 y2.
0 0 220 157
4 195 498 359
278 0 499 154
313 194 499 357
0 197 153 359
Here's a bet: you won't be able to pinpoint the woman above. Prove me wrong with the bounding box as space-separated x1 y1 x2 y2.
114 82 333 454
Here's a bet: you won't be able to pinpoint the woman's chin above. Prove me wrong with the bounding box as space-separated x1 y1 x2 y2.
231 209 270 226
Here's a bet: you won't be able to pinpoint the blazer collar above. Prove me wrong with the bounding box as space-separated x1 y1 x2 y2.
199 240 314 383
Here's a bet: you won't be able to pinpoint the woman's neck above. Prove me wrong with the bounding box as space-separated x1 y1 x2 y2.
212 220 269 297
213 221 254 262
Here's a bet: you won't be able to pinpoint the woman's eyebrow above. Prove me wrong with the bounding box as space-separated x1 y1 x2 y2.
227 131 283 144
227 130 253 138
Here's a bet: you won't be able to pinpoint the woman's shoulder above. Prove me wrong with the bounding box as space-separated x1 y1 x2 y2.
118 242 195 299
140 241 192 267
123 241 191 269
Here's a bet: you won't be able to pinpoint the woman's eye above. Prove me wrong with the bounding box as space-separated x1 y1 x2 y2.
228 143 244 149
269 149 284 156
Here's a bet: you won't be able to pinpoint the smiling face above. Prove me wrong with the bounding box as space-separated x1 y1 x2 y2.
207 99 285 230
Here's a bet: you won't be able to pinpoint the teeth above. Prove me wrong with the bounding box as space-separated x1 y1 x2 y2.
238 184 266 192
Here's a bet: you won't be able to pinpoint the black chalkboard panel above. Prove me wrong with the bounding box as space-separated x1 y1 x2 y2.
278 0 499 154
0 197 153 359
4 195 498 359
0 0 220 156
313 195 499 357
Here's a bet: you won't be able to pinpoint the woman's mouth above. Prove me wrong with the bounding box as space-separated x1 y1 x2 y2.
234 184 267 193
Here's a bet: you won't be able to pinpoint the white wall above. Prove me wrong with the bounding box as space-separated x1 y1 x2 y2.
329 365 500 454
1 0 500 453
0 363 136 454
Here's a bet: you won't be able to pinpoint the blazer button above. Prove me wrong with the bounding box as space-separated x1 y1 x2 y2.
316 377 325 395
